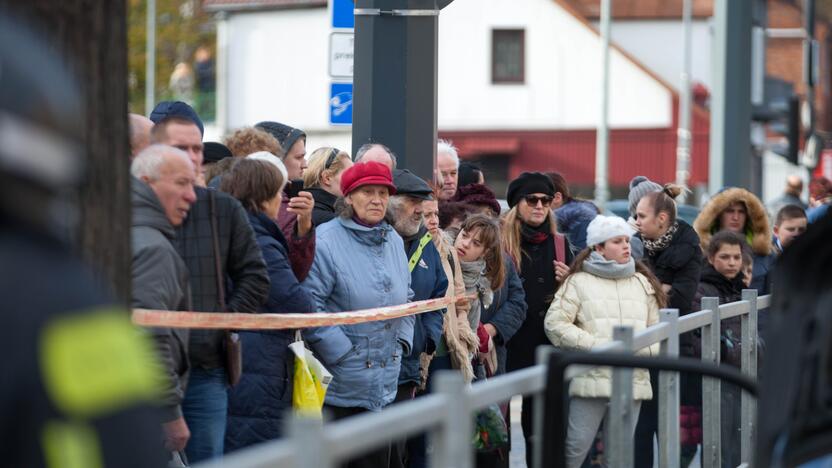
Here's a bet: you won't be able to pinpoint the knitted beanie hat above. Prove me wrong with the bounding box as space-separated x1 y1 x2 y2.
628 176 663 218
255 121 306 156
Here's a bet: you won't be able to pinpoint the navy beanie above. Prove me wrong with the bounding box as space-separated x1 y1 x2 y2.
255 121 306 155
149 101 204 136
506 172 555 208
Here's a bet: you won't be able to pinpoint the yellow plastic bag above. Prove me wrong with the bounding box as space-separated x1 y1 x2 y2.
289 339 331 416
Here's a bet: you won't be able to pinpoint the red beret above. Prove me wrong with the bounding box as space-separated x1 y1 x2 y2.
340 161 397 196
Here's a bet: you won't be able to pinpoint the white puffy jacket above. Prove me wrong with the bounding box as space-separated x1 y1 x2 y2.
544 271 660 400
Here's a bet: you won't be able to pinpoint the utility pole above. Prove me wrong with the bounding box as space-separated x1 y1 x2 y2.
594 0 611 209
675 0 693 203
145 0 156 115
709 0 753 195
351 0 455 181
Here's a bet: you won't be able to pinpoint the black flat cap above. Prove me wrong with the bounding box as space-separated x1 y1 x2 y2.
203 142 232 164
393 169 433 200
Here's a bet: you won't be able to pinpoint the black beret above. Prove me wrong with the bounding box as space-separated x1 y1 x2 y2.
506 172 555 208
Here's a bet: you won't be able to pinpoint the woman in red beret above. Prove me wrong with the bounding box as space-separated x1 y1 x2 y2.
301 161 413 468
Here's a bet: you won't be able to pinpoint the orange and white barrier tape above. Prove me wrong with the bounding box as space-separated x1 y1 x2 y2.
132 295 464 330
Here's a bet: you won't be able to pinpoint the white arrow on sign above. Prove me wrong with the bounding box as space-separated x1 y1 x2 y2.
329 32 354 78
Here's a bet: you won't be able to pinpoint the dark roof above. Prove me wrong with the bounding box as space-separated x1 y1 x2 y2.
203 0 326 12
566 0 714 20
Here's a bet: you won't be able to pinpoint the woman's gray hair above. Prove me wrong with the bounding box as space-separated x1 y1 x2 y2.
131 144 191 180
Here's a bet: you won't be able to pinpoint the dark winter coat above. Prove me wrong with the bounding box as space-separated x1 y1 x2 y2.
555 199 598 253
225 211 315 452
690 264 745 366
307 187 339 227
174 187 269 371
507 224 574 372
636 220 702 318
398 227 448 386
2 219 168 467
481 257 527 375
131 178 191 421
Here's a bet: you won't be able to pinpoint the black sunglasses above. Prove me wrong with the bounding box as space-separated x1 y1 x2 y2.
524 194 554 207
324 148 341 170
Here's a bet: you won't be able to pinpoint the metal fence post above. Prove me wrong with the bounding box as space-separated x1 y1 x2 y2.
608 326 635 467
431 371 473 468
701 297 722 468
659 309 681 468
288 415 332 468
533 345 554 468
740 289 758 464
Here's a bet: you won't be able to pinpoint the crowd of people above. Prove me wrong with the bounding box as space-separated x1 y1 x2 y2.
124 99 831 468
4 11 832 468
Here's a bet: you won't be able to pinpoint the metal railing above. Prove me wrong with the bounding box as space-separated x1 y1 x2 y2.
198 289 768 468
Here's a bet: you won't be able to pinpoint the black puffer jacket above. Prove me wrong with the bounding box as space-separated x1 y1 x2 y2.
174 187 270 370
307 187 339 227
637 220 702 318
691 264 745 365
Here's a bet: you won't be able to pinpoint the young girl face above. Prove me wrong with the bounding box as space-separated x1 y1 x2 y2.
455 227 486 262
709 243 743 280
595 235 631 264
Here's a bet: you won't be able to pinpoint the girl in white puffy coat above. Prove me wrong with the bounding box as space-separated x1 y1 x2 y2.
544 215 667 468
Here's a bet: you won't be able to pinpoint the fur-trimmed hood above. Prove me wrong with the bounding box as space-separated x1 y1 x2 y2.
693 187 772 256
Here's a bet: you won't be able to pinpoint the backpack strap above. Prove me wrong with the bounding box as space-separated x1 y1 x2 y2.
554 233 566 264
408 232 433 273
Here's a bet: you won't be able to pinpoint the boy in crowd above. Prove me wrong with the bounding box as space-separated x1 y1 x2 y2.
773 205 808 254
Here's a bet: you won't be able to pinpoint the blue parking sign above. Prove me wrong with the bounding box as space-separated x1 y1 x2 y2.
332 0 354 29
330 82 353 126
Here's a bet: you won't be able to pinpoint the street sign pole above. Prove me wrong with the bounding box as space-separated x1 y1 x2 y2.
594 0 611 210
352 0 454 180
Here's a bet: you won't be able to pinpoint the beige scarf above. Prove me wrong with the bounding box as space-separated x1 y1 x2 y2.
419 230 479 386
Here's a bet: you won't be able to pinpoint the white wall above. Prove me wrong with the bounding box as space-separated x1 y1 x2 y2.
223 8 352 152
219 0 675 153
438 0 673 130
595 19 713 91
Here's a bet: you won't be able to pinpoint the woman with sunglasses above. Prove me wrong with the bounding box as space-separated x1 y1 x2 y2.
500 172 574 466
302 147 353 226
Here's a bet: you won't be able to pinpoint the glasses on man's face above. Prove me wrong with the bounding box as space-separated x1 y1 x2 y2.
324 148 340 170
524 195 554 207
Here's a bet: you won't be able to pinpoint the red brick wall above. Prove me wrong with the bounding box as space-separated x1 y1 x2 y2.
767 0 832 131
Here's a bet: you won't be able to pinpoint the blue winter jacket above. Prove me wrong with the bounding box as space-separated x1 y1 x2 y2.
302 217 414 410
225 211 314 452
398 228 448 386
481 258 527 375
555 199 598 253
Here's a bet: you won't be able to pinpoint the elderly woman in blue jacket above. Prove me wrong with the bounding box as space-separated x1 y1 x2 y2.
302 161 413 467
219 155 315 453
